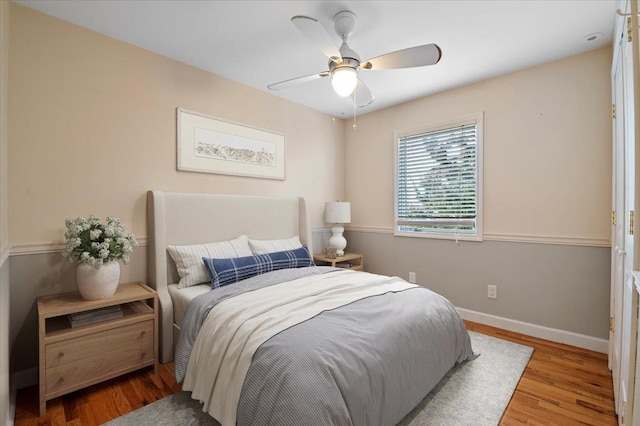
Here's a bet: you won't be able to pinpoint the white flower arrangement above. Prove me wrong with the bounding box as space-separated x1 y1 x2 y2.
62 215 138 269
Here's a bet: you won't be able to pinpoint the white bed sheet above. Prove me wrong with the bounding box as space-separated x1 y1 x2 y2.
168 283 211 327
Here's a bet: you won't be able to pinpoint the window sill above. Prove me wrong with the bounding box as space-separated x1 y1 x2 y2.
393 230 483 242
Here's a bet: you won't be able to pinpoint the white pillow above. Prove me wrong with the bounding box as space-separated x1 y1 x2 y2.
249 235 303 255
167 235 253 288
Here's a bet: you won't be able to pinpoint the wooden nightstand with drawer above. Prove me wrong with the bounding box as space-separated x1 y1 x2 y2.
37 282 158 416
313 252 364 271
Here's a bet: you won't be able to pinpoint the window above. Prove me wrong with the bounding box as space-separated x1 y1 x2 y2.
395 113 483 241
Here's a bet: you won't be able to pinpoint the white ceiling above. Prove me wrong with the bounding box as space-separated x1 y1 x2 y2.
15 0 616 118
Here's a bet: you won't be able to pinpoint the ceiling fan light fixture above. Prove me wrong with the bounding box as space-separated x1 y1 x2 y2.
331 67 358 97
270 9 442 111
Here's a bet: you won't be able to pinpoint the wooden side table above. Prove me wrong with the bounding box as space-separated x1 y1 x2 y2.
37 282 158 415
313 252 364 271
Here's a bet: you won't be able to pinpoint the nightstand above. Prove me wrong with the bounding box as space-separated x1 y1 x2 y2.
313 252 364 271
37 282 158 415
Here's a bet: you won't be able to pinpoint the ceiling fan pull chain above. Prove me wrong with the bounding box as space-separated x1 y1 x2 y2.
332 87 336 123
353 90 357 129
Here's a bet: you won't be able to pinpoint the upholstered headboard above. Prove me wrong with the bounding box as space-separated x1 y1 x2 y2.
147 190 313 362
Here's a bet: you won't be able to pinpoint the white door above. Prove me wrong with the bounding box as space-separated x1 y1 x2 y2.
620 29 637 424
612 34 625 412
611 8 638 421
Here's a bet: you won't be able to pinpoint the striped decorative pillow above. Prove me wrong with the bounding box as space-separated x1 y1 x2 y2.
167 235 253 288
248 235 302 255
203 246 315 289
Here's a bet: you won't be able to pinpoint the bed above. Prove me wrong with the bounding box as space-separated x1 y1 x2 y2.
147 190 475 426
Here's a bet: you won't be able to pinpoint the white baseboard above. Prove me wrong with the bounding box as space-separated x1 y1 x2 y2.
8 368 35 423
12 367 37 390
457 307 609 353
7 382 15 426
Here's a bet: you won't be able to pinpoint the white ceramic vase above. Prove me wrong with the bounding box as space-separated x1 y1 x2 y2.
75 261 120 300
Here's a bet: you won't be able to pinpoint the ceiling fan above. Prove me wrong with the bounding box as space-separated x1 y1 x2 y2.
268 10 442 108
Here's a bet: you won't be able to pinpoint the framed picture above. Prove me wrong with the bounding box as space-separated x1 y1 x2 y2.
177 108 286 180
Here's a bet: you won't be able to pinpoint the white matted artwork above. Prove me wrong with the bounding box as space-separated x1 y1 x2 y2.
177 108 285 180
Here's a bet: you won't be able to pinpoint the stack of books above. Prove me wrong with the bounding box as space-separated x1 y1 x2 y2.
68 305 123 328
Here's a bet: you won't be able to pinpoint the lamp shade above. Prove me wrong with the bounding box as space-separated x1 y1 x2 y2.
325 202 351 224
331 67 358 97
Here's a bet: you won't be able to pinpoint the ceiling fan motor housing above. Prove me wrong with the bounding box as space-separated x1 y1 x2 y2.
329 57 360 74
332 11 360 74
334 10 357 39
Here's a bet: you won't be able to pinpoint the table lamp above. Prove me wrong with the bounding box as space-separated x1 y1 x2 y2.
325 201 351 257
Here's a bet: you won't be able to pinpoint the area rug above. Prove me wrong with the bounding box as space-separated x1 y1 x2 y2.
104 331 533 426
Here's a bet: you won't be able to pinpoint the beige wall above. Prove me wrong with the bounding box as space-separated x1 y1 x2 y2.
0 0 8 258
8 4 344 246
7 4 345 379
5 3 614 382
0 0 10 423
342 47 612 342
345 47 612 245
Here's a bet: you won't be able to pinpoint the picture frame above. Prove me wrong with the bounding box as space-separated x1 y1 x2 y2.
177 108 286 180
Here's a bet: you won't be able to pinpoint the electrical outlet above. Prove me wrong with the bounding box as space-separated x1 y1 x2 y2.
488 285 497 299
409 272 416 283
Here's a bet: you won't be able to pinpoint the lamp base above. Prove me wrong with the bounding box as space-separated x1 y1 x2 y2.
328 225 347 257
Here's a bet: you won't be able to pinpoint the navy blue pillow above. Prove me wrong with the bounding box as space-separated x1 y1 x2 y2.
202 245 315 289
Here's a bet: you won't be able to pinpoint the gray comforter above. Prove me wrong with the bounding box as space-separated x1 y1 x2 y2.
175 267 475 426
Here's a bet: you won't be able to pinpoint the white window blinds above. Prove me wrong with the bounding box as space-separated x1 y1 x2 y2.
396 118 480 237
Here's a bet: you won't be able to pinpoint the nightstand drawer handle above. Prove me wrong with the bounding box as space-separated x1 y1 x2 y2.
57 351 64 359
140 331 146 337
57 377 65 385
141 352 147 358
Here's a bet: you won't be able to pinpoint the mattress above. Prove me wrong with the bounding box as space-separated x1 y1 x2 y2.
176 267 475 426
168 283 210 327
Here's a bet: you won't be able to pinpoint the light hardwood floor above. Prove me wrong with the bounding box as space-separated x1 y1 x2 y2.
14 321 617 425
467 321 617 425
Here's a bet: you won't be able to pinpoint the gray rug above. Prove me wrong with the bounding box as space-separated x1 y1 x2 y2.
104 331 533 426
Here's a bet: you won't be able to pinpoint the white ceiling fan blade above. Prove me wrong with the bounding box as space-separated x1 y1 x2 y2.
362 44 442 70
352 79 375 107
291 16 341 61
268 71 330 91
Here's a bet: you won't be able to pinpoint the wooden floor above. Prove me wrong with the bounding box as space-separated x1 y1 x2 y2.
467 322 617 426
14 321 618 425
